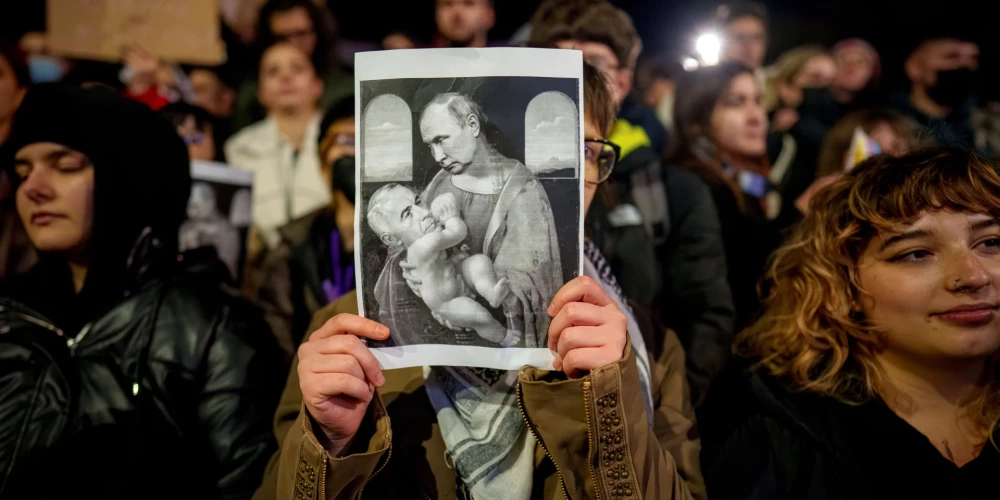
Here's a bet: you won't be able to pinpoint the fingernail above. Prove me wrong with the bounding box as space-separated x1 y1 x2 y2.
374 325 385 337
547 305 554 316
376 373 386 387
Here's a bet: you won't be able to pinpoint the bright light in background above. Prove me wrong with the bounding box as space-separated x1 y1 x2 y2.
695 33 721 66
682 57 700 72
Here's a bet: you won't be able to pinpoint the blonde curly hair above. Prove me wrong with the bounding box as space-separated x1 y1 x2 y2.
736 148 1000 435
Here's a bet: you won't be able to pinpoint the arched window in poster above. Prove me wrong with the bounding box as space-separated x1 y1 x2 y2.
524 91 579 177
362 94 413 182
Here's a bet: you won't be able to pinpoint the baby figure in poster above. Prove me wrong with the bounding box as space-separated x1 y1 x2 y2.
366 185 517 345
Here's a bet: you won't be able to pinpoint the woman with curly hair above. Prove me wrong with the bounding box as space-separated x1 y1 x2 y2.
700 148 1000 499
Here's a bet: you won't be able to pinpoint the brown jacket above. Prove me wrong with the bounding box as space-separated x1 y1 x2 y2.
254 291 705 500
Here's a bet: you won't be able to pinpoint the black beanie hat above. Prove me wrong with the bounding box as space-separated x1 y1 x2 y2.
4 84 191 313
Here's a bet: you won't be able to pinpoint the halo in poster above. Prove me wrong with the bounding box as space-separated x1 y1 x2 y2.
354 48 584 370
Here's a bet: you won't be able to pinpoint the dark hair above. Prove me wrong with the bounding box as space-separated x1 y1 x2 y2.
634 57 682 100
714 1 769 30
436 0 495 7
816 108 929 178
0 38 30 88
669 62 764 209
583 61 615 135
255 0 338 75
159 102 215 133
529 0 642 70
186 66 237 91
318 94 355 153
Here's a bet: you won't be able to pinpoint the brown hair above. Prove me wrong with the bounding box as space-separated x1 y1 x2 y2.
737 148 1000 437
583 61 615 135
668 61 767 211
815 108 928 177
528 0 642 70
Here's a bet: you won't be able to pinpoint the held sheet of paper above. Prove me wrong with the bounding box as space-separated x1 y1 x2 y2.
354 48 584 370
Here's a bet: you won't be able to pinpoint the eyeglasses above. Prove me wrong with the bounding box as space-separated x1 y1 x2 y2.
584 138 620 185
275 28 315 43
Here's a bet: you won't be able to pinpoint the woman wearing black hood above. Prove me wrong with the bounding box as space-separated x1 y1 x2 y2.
0 84 285 499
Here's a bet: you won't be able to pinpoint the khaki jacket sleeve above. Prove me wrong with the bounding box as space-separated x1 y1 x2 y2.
254 292 391 500
518 340 695 500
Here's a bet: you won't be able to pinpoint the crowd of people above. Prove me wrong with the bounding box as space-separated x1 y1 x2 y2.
1 0 999 499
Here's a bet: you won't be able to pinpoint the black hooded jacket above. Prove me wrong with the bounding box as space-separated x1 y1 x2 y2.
0 85 285 499
699 363 999 500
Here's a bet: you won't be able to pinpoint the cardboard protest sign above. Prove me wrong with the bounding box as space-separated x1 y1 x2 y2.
47 0 225 65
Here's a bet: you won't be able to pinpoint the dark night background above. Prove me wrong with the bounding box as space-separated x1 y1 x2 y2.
2 1 994 97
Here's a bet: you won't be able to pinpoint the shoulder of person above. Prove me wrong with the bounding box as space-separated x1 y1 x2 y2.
224 118 278 159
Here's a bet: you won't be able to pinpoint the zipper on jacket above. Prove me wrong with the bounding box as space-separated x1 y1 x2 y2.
581 380 607 500
0 306 65 338
516 381 572 499
355 439 391 499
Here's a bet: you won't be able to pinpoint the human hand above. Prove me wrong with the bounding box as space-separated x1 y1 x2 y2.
298 314 389 457
772 108 799 133
399 259 422 298
430 193 459 221
546 276 628 378
122 44 159 83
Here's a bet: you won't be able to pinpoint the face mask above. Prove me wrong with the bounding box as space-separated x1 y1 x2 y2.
29 56 67 84
332 156 356 204
927 67 976 108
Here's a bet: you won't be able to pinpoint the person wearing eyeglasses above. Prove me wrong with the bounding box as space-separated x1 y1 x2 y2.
231 0 354 132
531 0 735 409
247 95 357 359
253 60 700 500
160 102 217 162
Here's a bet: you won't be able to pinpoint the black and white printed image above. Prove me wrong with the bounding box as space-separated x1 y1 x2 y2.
179 160 253 284
356 65 583 369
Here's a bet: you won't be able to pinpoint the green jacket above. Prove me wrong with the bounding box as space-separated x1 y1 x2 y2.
254 291 704 499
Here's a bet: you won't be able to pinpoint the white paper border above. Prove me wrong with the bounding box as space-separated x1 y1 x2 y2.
190 159 254 186
373 344 555 371
353 48 583 370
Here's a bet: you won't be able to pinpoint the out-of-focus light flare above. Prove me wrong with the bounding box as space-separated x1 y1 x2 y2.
682 57 700 72
695 33 721 66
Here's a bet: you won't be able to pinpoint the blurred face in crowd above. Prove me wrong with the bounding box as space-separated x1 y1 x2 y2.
270 6 317 57
323 115 356 250
724 16 767 69
906 39 980 108
323 117 356 179
436 0 495 46
176 116 216 162
258 44 323 115
858 211 1000 367
834 45 876 93
13 143 94 257
189 69 234 118
420 102 480 175
778 54 837 108
710 72 767 158
556 40 631 107
0 52 26 136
